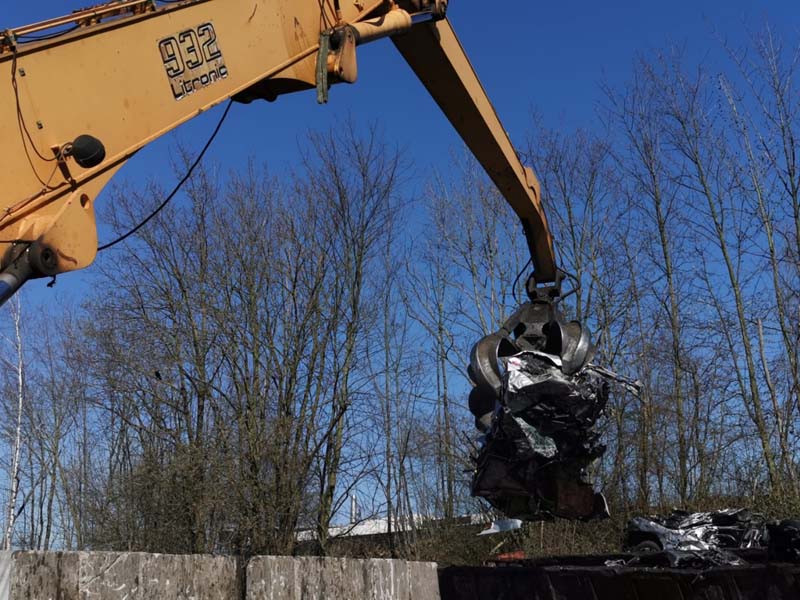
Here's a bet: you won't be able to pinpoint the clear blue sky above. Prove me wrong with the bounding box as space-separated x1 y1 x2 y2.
2 0 796 310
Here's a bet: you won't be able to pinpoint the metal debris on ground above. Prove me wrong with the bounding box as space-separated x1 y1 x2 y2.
467 301 640 521
608 509 800 570
624 508 768 554
477 518 523 536
604 547 745 569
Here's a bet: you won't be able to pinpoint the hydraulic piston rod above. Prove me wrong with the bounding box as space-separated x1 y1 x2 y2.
0 248 33 308
0 241 58 308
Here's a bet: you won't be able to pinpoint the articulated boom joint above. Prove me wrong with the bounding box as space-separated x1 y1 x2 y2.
396 0 448 20
526 270 563 304
319 1 444 101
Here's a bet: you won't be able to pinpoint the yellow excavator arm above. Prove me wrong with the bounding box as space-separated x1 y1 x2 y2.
0 0 556 306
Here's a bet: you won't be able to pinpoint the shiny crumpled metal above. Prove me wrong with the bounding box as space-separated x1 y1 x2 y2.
470 349 611 521
605 547 745 569
622 508 769 569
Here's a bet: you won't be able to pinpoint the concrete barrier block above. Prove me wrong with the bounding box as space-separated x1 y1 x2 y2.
298 558 325 597
5 551 438 599
84 552 239 600
178 556 239 600
80 551 142 598
407 561 440 599
140 553 192 599
11 552 80 600
8 551 239 599
335 558 367 598
247 556 294 599
0 552 11 600
247 556 440 600
314 557 368 598
364 559 408 600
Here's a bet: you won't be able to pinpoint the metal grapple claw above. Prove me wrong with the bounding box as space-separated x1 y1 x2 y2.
467 300 610 521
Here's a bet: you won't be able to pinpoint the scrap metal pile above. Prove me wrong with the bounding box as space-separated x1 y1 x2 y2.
467 300 636 521
614 509 800 568
624 508 768 554
621 508 768 568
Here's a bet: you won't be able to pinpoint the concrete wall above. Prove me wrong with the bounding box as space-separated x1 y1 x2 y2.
247 557 440 599
0 552 440 600
4 551 239 599
0 553 10 600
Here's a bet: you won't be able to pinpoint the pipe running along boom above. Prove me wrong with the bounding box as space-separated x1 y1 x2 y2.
0 0 556 306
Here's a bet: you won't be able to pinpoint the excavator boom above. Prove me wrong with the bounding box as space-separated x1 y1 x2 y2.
0 0 556 306
0 0 617 525
392 19 556 282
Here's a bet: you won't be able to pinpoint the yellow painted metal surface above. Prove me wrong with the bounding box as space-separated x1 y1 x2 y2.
0 0 557 290
392 19 556 282
1 0 358 274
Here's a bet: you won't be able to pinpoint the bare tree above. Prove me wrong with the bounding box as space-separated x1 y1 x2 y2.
2 297 25 551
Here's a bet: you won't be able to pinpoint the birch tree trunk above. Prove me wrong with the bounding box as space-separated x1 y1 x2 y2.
3 297 25 551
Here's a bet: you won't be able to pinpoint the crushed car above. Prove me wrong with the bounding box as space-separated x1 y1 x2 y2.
612 509 800 569
623 508 768 554
467 300 639 521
